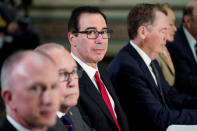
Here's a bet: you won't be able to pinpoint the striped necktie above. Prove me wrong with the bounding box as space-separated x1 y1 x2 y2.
61 114 75 131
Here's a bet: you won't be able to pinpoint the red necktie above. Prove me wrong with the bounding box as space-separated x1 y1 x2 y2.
94 71 121 131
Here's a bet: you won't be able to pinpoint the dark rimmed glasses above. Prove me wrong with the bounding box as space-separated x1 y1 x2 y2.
58 69 83 82
76 29 113 39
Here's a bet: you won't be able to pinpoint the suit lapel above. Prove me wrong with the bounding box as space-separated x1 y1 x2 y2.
126 43 165 100
0 117 17 131
78 64 115 124
180 27 197 65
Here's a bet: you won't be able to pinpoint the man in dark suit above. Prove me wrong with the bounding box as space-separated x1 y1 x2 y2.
0 50 60 131
67 6 129 131
36 43 95 131
108 4 197 131
167 1 197 95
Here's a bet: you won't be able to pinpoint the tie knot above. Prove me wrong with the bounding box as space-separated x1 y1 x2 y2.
94 71 100 80
150 61 155 68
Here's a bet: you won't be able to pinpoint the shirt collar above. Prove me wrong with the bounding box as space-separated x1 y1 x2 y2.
71 52 98 79
56 111 66 118
129 40 152 66
7 115 31 131
183 26 197 46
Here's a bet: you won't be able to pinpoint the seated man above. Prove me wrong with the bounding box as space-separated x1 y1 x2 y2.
167 1 197 95
36 43 94 131
0 50 60 131
68 6 129 131
108 3 197 131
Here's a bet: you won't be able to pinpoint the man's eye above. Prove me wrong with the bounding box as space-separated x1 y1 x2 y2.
87 31 96 34
31 85 42 91
102 30 108 34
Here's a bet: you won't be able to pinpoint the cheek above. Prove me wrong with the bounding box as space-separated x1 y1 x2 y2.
59 83 66 96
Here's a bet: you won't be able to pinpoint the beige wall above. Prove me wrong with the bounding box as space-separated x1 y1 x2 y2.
33 0 191 6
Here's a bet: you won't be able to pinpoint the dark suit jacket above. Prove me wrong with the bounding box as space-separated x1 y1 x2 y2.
167 26 197 95
48 117 68 131
77 64 130 131
0 116 65 131
0 117 17 131
68 107 95 131
108 43 197 131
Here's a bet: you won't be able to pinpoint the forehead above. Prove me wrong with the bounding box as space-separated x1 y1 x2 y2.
78 13 107 30
167 9 175 20
15 58 57 88
50 49 77 72
152 11 168 28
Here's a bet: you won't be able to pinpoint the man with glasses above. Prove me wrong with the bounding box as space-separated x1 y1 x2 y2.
36 43 95 131
67 6 129 131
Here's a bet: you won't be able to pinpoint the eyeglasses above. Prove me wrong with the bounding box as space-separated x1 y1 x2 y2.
77 29 113 39
58 69 83 82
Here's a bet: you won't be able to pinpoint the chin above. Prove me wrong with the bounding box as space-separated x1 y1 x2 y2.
40 117 57 127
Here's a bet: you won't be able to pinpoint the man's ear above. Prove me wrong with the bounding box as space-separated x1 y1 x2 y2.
137 26 148 40
1 89 14 109
68 32 77 47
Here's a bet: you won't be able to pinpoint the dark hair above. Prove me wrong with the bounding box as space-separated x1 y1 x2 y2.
182 5 193 23
127 3 167 39
68 6 107 35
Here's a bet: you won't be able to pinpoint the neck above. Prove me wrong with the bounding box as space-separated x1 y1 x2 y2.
60 105 70 114
71 51 97 69
134 40 157 60
30 127 47 131
184 24 197 41
7 109 47 131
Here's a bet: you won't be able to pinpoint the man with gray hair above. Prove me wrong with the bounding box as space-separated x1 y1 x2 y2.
0 50 60 131
36 43 94 131
108 3 197 131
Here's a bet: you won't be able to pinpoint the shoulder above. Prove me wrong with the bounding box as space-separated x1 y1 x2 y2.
0 117 17 131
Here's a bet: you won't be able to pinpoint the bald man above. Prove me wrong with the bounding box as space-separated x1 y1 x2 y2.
0 50 60 131
36 43 94 131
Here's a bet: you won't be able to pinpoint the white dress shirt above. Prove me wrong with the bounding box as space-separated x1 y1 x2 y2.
71 52 117 117
7 115 30 131
183 26 197 62
130 40 158 86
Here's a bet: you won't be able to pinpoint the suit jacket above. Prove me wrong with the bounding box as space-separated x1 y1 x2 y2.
0 117 17 131
108 43 197 131
0 116 66 131
167 26 197 95
156 51 175 87
68 107 95 131
48 117 68 131
77 64 130 131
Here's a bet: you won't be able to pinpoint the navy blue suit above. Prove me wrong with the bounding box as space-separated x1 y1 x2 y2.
108 43 197 131
0 117 17 131
77 64 130 131
167 26 197 95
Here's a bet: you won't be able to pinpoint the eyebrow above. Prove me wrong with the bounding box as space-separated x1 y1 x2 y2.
85 27 109 30
58 66 78 72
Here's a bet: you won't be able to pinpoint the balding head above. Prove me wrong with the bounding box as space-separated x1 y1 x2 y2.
1 50 55 90
36 43 80 113
1 50 60 130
